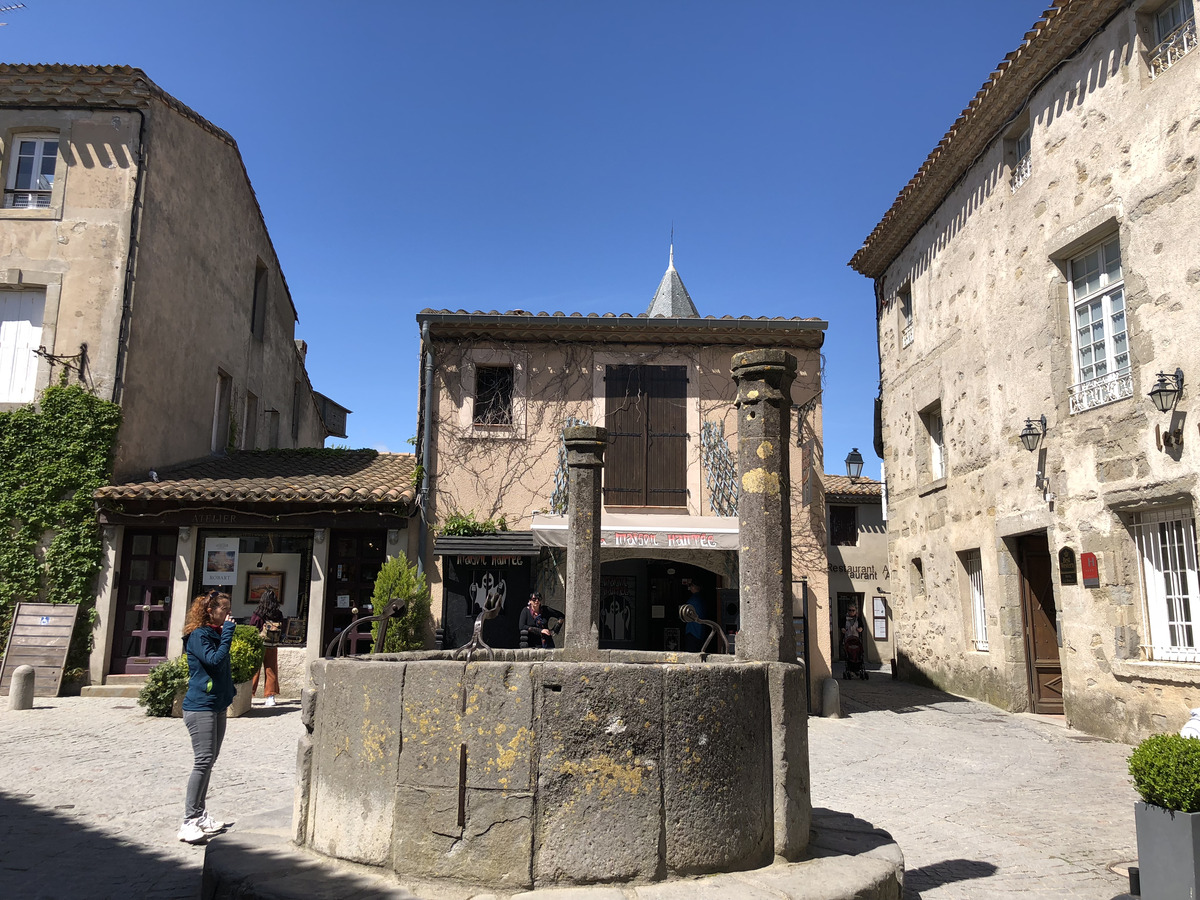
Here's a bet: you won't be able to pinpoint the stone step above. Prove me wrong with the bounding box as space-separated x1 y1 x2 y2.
80 684 143 698
104 674 148 684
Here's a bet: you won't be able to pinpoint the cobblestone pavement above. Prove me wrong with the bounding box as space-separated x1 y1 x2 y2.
0 677 1140 899
811 674 1139 900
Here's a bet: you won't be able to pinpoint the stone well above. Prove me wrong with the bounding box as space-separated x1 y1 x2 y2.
296 650 807 889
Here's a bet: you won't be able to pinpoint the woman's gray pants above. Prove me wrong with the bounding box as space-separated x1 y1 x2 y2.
183 709 227 820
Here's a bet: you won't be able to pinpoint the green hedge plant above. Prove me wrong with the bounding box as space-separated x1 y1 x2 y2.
137 656 189 717
230 624 264 684
1129 733 1200 812
369 555 432 653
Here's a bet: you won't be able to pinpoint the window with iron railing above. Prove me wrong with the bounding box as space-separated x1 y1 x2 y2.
1068 237 1131 414
1150 0 1196 78
1010 127 1032 192
4 136 57 209
898 287 913 348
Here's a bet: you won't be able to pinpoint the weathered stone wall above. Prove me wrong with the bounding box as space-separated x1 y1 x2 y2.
299 653 808 888
874 6 1200 742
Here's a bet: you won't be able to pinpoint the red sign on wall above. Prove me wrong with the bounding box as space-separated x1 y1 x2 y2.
1081 552 1100 588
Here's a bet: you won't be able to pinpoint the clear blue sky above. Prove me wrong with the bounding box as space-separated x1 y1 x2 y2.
13 1 1051 479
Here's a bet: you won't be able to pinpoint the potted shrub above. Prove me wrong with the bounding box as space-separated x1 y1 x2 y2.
369 554 433 653
1129 733 1200 898
137 656 189 717
228 624 263 717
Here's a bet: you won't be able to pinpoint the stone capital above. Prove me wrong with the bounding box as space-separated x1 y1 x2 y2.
564 425 608 467
732 350 797 405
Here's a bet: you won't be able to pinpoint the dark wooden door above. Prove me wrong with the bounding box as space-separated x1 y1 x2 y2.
323 530 386 655
111 530 177 674
1018 533 1063 714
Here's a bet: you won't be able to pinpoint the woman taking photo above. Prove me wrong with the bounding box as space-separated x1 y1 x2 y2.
177 589 236 844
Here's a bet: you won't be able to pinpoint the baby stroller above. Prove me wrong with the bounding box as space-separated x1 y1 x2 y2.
842 633 868 680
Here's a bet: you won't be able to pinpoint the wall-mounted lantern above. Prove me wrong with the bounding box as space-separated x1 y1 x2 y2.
1019 415 1047 452
1149 367 1184 413
845 447 864 479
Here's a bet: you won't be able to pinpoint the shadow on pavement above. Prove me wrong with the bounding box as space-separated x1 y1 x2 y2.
903 857 999 899
835 675 974 716
0 791 196 898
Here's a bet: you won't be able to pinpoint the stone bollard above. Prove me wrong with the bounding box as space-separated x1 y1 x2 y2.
563 425 607 651
9 664 35 710
821 677 842 719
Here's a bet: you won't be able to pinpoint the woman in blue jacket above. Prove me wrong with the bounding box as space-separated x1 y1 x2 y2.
177 589 236 844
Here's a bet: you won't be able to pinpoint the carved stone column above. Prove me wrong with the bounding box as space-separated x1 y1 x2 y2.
732 349 798 663
563 425 607 651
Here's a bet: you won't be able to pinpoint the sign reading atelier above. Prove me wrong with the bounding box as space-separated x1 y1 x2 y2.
1081 552 1100 588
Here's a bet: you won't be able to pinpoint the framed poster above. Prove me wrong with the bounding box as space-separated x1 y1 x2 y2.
247 572 284 607
873 617 888 640
873 596 886 618
284 618 305 642
663 627 680 652
202 538 239 585
599 575 636 645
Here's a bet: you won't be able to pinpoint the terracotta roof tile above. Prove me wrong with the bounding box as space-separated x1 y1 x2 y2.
95 450 417 509
823 474 882 499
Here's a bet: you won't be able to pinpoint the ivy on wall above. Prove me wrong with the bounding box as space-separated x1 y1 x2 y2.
0 384 121 667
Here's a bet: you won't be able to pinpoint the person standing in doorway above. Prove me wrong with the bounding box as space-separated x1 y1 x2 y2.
249 588 284 707
178 589 236 844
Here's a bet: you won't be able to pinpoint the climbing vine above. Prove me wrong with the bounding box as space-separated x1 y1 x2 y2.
0 383 122 666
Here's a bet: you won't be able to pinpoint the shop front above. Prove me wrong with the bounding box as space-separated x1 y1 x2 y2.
90 450 418 693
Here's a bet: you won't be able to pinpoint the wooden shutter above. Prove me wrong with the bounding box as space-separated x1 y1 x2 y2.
605 366 644 504
646 366 687 506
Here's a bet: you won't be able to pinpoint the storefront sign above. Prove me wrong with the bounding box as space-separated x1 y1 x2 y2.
829 564 878 579
602 532 721 549
202 537 239 585
454 555 526 566
1081 552 1100 588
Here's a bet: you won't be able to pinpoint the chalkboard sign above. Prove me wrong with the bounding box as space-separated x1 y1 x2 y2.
1 602 80 698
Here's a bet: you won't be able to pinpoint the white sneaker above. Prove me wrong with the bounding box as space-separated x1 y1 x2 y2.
197 812 229 834
178 819 207 843
264 695 277 707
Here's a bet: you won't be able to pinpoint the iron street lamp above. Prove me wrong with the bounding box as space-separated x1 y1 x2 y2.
1020 415 1047 453
1149 368 1184 414
845 447 864 479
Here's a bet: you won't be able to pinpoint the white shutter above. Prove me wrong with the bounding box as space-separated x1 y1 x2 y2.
0 291 45 403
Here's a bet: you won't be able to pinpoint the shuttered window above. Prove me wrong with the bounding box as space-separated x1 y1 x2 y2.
0 290 45 403
1134 506 1200 662
604 365 687 507
963 549 988 651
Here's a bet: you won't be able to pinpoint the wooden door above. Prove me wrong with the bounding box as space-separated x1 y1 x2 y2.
1018 533 1063 714
111 530 177 674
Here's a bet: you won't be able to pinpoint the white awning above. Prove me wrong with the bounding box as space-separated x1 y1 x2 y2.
531 512 740 551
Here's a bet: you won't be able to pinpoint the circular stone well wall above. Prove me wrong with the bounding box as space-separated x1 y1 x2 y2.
296 650 810 890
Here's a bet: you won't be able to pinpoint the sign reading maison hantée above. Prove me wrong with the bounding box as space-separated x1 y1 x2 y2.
603 531 721 549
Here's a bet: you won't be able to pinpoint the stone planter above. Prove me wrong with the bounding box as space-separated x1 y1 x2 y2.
171 682 252 718
229 681 253 718
1134 801 1200 899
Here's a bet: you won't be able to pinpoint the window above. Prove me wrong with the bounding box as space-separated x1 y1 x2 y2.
291 380 301 441
910 558 925 597
922 404 945 480
266 409 280 449
898 287 913 348
212 371 233 453
604 364 687 507
1133 506 1199 662
830 505 858 546
243 392 258 450
1150 0 1196 76
4 136 57 209
250 260 268 341
962 549 988 651
0 290 45 403
1068 236 1131 414
1010 125 1032 192
473 366 514 426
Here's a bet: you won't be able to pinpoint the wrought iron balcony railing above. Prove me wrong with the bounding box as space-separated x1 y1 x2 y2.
1150 17 1197 78
1068 370 1133 414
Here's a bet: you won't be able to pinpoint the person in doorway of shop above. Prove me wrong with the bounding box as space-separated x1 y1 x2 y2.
520 591 559 649
249 588 284 707
178 589 236 844
683 582 707 653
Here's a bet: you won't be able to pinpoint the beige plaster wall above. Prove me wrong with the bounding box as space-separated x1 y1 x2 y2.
827 499 891 665
875 6 1200 741
424 336 832 699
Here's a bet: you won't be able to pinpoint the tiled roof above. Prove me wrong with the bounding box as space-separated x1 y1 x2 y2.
646 247 699 318
419 308 824 322
823 474 882 499
94 450 417 508
849 0 1126 279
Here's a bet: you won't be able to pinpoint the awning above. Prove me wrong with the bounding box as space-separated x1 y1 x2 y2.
531 513 740 551
433 532 542 557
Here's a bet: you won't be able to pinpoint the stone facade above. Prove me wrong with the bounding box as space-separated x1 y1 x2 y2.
415 301 833 708
851 0 1200 742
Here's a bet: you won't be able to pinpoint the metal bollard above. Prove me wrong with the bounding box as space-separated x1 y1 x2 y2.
9 664 35 710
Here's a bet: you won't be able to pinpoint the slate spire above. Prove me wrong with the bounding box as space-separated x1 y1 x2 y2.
645 243 699 318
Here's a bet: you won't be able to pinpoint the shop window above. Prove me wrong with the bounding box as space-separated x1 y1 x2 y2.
604 364 687 507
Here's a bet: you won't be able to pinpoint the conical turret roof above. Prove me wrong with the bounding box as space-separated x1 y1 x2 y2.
645 245 699 318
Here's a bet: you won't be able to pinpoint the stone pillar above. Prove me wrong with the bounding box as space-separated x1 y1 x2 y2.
9 664 34 710
563 425 607 651
732 349 797 663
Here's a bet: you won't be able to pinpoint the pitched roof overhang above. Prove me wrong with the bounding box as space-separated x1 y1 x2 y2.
848 0 1127 282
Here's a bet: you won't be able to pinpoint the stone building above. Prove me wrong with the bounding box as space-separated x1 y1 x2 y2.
415 252 834 705
825 470 891 668
0 65 348 686
850 0 1199 741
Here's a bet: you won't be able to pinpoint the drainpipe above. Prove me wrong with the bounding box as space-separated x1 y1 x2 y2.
416 322 434 579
